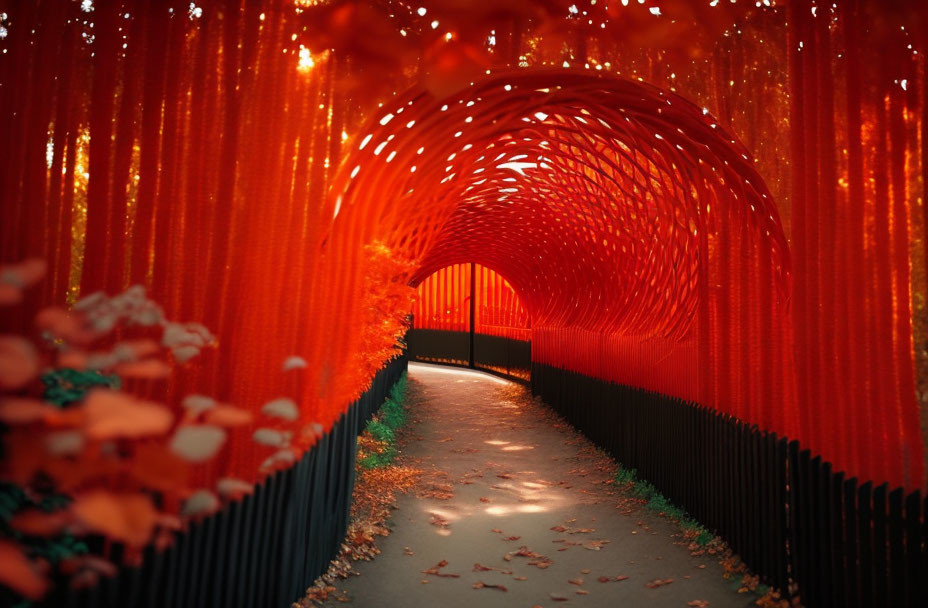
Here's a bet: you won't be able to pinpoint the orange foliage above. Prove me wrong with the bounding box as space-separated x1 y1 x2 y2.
0 336 40 390
10 509 70 537
352 242 416 387
83 390 174 440
0 540 48 600
71 491 159 548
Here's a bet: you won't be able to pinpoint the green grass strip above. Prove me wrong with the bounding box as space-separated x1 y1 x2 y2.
614 466 714 546
358 372 408 469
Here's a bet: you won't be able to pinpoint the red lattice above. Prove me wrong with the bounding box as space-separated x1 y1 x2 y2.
328 68 796 437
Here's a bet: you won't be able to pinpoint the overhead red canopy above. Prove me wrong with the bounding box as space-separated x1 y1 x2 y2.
327 68 795 434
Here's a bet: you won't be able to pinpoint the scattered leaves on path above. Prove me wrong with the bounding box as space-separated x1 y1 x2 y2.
645 578 674 588
472 581 508 591
583 539 610 550
428 513 449 528
421 560 460 578
550 525 595 534
473 563 513 575
504 546 553 569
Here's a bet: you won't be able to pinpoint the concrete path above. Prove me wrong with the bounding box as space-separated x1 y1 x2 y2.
325 362 754 608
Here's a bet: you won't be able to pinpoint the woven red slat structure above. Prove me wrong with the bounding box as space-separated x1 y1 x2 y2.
329 65 924 490
330 68 794 423
1 0 925 506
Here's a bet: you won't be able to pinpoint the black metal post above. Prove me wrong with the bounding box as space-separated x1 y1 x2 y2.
468 262 476 368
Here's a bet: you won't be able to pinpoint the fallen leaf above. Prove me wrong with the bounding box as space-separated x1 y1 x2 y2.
568 578 584 585
429 514 448 528
583 539 610 550
550 592 569 601
421 560 460 578
473 581 507 591
598 576 612 583
687 600 709 607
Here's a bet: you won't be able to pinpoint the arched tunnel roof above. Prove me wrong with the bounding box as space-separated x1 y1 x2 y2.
328 69 790 342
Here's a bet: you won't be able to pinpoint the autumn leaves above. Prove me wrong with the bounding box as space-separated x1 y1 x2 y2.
0 258 318 601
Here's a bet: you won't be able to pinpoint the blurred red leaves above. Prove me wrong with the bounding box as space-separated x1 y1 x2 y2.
83 390 173 440
131 443 190 493
10 509 70 537
0 337 39 389
71 491 159 548
0 540 48 599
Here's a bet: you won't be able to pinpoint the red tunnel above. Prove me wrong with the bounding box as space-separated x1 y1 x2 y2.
1 2 926 604
326 69 795 456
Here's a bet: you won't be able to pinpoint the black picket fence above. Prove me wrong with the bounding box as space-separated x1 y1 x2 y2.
406 328 530 381
18 355 408 608
531 362 928 608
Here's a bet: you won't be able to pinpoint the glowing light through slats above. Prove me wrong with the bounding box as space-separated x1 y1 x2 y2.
328 69 793 447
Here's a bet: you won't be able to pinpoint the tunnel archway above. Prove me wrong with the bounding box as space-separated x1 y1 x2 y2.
320 68 796 436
